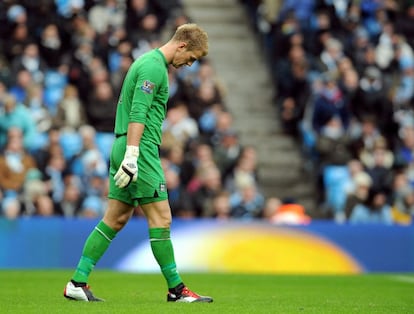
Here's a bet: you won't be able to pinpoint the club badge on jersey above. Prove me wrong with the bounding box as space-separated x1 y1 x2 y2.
141 80 155 94
159 183 166 192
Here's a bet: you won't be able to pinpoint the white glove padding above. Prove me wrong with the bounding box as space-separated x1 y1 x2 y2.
114 145 139 188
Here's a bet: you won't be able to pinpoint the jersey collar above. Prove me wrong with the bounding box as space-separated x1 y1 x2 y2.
155 49 168 68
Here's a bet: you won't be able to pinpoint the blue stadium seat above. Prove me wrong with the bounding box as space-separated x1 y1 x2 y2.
59 131 83 160
43 70 68 115
95 132 115 162
29 131 49 154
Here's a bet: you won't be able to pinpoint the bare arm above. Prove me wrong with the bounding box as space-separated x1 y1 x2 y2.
127 122 145 147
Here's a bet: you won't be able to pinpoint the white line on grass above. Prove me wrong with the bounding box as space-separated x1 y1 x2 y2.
390 275 414 284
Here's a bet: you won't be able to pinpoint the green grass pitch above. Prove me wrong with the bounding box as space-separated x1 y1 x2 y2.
0 270 413 313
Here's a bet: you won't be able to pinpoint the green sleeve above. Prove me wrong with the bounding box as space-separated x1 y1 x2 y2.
130 59 164 125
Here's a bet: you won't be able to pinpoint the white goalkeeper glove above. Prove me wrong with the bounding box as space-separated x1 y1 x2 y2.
114 145 139 188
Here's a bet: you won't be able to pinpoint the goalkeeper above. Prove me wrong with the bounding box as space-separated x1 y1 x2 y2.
64 23 212 303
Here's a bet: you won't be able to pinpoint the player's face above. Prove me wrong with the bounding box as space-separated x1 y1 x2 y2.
172 47 204 68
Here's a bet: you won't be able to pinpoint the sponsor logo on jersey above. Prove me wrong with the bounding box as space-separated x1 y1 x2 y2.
140 80 155 94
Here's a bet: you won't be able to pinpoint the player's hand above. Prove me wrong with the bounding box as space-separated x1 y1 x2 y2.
114 145 139 188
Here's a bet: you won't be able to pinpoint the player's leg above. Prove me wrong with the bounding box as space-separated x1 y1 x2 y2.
64 134 137 301
140 200 213 303
64 199 134 301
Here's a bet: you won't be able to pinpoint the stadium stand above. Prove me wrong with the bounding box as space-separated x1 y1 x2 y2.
0 0 412 225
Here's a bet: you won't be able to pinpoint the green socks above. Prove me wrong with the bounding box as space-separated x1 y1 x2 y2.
72 220 117 283
149 227 183 289
72 224 181 289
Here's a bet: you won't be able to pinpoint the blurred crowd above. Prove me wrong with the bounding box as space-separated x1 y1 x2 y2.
241 0 414 225
2 1 411 226
0 0 309 224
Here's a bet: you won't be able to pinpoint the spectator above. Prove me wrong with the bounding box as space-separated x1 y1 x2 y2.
38 23 68 70
1 195 22 219
262 197 282 221
197 60 225 92
183 141 217 193
0 127 37 194
338 68 360 121
166 66 190 108
239 0 414 222
8 69 33 104
361 136 394 194
188 80 223 121
390 169 411 204
79 183 107 218
229 173 265 219
211 191 232 220
23 83 52 135
209 110 235 147
0 1 272 222
3 21 33 64
21 168 48 216
394 123 414 186
311 72 351 133
0 58 11 89
190 164 223 217
213 129 242 180
344 171 373 220
125 0 166 43
276 45 311 137
54 179 84 217
0 94 38 152
391 185 414 225
162 102 200 145
270 11 303 63
343 159 366 195
349 188 393 224
109 40 134 95
33 194 56 217
350 66 392 131
350 115 385 154
44 148 66 204
53 84 88 132
395 2 414 51
70 125 108 182
34 127 64 174
67 38 95 103
88 0 126 38
84 80 117 132
315 37 344 73
11 42 48 84
347 27 371 73
224 145 260 194
164 164 193 218
315 116 353 167
375 21 398 72
198 102 226 140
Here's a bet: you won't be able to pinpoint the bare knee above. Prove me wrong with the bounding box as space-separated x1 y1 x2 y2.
155 214 171 229
103 199 134 231
143 210 171 228
105 212 130 231
141 200 172 228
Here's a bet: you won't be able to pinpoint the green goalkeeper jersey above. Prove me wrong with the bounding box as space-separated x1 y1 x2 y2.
114 49 169 145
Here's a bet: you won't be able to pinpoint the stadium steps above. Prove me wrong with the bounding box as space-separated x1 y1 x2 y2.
182 0 318 216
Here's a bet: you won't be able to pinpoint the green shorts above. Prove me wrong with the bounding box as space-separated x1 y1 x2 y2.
108 136 168 207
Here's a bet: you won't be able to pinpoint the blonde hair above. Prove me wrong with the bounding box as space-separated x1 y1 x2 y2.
172 23 208 55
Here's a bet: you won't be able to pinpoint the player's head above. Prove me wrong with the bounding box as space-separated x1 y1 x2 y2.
170 23 208 68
